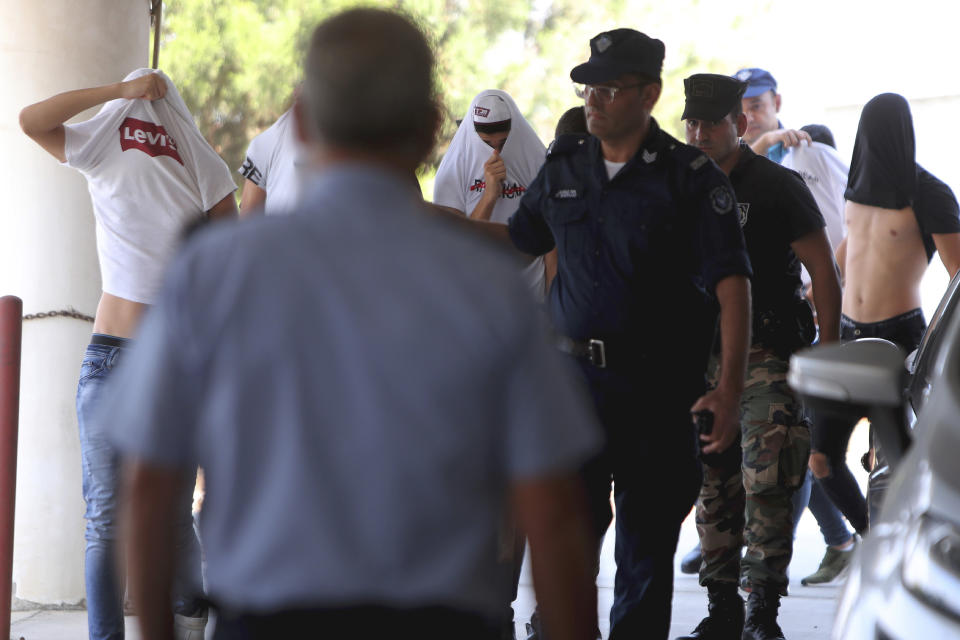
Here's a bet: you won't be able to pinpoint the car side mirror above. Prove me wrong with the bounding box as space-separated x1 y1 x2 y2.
788 338 911 466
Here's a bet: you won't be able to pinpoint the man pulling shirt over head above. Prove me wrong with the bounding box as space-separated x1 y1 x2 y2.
820 93 960 530
434 90 548 298
19 68 238 640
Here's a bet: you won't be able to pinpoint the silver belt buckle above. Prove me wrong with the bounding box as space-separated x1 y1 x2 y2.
588 339 606 368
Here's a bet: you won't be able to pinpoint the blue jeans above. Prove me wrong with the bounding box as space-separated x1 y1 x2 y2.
791 470 851 547
76 337 205 640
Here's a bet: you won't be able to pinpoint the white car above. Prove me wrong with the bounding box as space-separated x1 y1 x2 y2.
789 273 960 640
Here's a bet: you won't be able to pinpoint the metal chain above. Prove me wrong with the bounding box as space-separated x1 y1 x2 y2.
22 308 95 323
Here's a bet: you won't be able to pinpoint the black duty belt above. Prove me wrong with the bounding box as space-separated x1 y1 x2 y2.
556 336 609 368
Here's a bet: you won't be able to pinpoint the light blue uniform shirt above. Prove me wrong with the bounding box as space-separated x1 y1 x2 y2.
106 165 603 618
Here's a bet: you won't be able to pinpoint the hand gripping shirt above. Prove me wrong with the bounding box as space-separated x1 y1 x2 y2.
508 118 752 377
63 68 237 304
238 108 309 216
728 143 826 340
434 90 548 297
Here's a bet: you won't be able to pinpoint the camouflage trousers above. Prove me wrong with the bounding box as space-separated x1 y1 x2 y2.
696 345 811 595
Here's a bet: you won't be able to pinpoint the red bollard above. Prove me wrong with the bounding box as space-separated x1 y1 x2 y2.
0 296 22 640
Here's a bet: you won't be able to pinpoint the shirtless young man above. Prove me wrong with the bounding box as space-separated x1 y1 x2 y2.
816 93 960 530
20 70 237 640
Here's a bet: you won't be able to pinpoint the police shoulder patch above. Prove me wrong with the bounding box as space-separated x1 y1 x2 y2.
710 186 734 214
737 202 750 226
547 133 588 159
690 154 709 171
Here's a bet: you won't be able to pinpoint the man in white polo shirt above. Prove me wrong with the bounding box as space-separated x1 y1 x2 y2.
20 68 237 640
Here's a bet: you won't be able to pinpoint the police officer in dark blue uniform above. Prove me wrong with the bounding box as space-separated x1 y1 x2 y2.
498 29 754 640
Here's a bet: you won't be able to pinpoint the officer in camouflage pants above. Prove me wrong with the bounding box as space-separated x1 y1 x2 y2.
698 345 810 595
678 74 841 640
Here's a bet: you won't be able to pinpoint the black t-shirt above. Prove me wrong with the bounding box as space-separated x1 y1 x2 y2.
728 143 824 318
914 165 960 261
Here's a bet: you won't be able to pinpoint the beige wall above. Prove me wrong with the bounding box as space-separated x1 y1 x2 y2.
0 1 149 605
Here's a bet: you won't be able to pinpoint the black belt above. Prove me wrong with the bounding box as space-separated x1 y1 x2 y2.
90 334 130 348
556 336 608 368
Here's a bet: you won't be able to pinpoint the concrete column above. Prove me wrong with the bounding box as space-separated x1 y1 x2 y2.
0 1 149 605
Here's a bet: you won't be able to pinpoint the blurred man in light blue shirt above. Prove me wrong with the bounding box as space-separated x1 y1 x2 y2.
107 9 602 640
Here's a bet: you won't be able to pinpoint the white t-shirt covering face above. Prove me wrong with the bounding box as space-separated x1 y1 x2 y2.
433 90 548 298
238 108 310 216
63 68 237 304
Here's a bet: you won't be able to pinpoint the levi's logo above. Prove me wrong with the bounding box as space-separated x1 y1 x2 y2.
119 117 183 165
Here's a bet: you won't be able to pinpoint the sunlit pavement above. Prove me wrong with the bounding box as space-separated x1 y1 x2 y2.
12 426 867 639
512 507 842 640
6 510 842 640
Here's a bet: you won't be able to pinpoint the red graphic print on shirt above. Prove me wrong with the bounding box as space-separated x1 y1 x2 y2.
119 117 184 165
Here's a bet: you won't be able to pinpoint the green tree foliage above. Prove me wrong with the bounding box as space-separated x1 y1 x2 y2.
160 0 759 191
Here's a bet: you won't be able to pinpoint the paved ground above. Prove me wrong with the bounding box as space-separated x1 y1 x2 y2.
9 511 844 639
516 507 842 640
11 427 867 639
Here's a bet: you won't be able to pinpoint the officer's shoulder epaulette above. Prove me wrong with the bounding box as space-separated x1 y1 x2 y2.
664 142 712 173
546 133 589 159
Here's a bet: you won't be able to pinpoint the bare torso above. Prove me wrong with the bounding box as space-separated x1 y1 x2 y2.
842 202 928 322
92 292 148 339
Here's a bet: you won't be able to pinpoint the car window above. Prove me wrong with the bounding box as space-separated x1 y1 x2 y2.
908 270 960 417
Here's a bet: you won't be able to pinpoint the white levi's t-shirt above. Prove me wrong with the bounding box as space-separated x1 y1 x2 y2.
238 108 309 216
63 70 237 304
781 141 849 287
433 90 548 299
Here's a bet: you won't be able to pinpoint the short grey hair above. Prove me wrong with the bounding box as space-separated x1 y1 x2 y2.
301 9 438 157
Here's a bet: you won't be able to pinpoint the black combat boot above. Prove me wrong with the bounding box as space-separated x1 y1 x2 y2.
675 584 744 639
741 588 786 640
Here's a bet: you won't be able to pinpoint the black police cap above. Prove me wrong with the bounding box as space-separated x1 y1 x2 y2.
570 29 664 85
682 74 747 122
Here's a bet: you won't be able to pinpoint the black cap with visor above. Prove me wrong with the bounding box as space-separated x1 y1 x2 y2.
570 29 664 85
681 74 747 122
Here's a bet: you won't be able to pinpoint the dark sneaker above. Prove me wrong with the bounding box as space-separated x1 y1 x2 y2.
800 540 856 586
680 542 703 575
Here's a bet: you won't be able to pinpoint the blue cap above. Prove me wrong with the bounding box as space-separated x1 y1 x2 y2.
732 68 777 98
